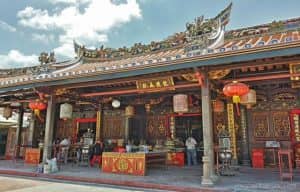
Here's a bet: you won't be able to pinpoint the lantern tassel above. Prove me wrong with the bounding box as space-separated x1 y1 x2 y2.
34 109 44 122
235 103 240 116
232 96 241 116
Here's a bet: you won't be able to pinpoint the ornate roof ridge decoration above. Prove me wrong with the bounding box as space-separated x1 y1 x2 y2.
74 3 233 61
0 52 80 78
225 17 300 40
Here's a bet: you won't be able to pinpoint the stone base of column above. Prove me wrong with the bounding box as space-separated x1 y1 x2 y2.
201 177 214 186
201 156 214 186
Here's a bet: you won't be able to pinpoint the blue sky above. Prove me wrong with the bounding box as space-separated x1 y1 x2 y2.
0 0 300 68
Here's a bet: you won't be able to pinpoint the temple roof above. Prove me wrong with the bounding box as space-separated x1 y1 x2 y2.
1 3 300 90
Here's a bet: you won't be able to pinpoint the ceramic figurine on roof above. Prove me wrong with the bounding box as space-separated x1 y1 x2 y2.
74 4 232 61
184 3 232 53
38 52 56 65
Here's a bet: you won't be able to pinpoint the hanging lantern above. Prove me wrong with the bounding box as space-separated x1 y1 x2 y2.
240 89 256 109
212 100 224 113
60 103 73 120
173 94 188 113
112 99 121 108
125 105 135 117
29 100 47 121
3 106 12 119
223 81 249 115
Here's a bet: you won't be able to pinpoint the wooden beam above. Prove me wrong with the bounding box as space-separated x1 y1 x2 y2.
55 69 194 90
81 83 200 97
222 72 300 83
209 56 300 71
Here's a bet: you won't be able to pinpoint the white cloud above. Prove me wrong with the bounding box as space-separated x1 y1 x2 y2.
17 0 142 58
0 50 38 69
32 33 55 44
0 20 16 32
53 40 75 58
49 0 90 4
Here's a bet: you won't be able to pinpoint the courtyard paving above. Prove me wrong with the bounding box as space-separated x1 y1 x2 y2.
0 160 299 191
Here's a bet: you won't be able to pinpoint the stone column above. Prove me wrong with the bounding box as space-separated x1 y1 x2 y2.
27 112 35 146
240 107 250 165
42 95 56 163
201 71 215 185
124 117 130 142
15 106 24 157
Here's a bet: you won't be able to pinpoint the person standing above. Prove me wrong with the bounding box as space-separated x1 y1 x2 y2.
185 136 198 166
90 139 104 167
60 137 71 164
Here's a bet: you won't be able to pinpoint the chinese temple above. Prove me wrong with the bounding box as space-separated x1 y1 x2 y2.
1 3 300 185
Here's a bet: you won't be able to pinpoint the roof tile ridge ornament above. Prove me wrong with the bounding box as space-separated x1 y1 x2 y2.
0 51 59 78
184 3 232 54
74 3 232 62
225 16 300 40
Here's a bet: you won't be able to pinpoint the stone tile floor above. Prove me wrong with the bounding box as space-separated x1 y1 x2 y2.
0 160 300 191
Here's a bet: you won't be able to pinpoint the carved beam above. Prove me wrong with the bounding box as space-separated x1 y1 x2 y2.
222 72 300 83
81 83 199 97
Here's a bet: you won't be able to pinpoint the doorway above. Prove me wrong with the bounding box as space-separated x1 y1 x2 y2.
0 129 8 158
175 115 202 143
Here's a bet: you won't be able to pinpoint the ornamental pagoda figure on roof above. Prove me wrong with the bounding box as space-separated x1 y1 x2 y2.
74 3 232 61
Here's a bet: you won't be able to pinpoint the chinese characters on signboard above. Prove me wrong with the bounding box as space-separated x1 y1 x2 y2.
173 94 188 113
136 77 174 92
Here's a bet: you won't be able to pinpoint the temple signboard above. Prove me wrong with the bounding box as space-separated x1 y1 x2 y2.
136 77 174 92
173 94 189 113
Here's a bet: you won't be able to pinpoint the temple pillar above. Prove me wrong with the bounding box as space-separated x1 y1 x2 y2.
42 95 56 163
227 103 238 165
15 106 24 157
27 112 35 146
201 71 215 185
96 105 102 140
241 107 250 165
124 117 130 142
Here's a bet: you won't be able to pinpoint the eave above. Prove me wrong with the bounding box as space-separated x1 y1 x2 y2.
1 41 300 93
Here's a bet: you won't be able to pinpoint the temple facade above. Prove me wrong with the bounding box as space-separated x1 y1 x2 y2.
1 3 300 185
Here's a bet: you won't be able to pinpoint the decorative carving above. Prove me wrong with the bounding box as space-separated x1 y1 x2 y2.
213 112 226 140
252 111 290 140
184 3 232 53
272 92 296 101
182 70 230 82
208 69 231 80
181 73 198 82
252 111 270 138
39 52 56 65
146 115 167 139
103 111 125 139
272 111 290 138
74 4 232 59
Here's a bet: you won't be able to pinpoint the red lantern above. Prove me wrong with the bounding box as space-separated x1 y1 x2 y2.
29 102 38 110
223 81 249 115
36 102 47 110
28 100 47 122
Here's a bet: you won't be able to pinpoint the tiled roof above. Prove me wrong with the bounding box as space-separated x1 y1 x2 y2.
0 30 300 89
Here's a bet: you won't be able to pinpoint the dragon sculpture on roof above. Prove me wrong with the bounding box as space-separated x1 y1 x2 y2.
184 3 232 53
74 3 232 60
